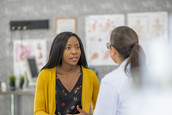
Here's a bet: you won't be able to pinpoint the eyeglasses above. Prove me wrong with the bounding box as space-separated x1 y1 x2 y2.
106 43 112 49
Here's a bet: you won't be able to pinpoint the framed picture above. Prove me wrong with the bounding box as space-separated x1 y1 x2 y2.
55 17 77 35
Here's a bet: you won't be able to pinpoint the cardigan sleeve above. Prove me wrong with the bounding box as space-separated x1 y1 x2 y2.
92 72 100 111
34 70 50 115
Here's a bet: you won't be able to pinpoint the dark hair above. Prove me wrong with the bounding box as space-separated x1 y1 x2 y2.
110 26 146 77
42 32 88 70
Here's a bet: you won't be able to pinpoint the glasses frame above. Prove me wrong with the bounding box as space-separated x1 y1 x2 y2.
106 43 112 49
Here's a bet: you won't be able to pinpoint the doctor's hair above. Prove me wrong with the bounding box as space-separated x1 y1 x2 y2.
42 32 88 70
110 26 146 78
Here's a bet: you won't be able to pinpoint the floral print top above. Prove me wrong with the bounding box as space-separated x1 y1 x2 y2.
55 68 82 115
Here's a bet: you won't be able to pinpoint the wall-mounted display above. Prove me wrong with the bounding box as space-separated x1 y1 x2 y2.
55 17 77 35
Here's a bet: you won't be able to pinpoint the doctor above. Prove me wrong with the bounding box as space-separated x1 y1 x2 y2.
69 26 146 115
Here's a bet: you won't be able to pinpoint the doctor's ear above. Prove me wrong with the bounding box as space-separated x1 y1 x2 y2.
110 46 117 56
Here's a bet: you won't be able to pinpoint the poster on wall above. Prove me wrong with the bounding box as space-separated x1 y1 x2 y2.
85 14 125 66
13 40 47 77
127 12 168 42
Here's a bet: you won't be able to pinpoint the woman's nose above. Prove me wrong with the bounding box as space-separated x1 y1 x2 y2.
71 47 77 54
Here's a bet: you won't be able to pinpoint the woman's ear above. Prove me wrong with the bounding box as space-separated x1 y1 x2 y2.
110 46 117 56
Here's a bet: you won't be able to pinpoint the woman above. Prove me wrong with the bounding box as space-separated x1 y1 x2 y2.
93 26 146 115
34 32 99 115
72 26 146 115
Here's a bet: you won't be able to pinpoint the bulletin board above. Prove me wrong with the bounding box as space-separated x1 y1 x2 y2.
85 14 125 66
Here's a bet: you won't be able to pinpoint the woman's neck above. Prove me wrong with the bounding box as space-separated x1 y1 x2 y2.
115 54 124 66
117 59 123 65
57 64 79 74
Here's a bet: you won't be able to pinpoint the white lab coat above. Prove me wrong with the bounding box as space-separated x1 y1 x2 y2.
93 59 133 115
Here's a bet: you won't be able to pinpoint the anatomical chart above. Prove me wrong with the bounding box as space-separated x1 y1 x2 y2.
13 40 47 77
127 12 168 42
86 15 125 66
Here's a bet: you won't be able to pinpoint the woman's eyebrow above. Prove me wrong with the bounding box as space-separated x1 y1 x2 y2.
66 44 72 46
66 43 80 45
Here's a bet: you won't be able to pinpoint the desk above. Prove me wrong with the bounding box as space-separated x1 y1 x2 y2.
0 89 35 115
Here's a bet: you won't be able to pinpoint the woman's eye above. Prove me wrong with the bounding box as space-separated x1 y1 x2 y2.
66 47 71 50
76 46 80 49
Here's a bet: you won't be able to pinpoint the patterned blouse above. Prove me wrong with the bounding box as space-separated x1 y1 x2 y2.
55 68 82 115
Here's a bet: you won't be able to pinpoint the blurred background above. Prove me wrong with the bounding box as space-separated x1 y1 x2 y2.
0 0 172 115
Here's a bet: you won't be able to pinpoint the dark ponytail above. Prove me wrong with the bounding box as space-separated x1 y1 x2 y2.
125 43 145 72
125 43 139 73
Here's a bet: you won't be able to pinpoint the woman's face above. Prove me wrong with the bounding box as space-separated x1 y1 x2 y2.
62 36 81 66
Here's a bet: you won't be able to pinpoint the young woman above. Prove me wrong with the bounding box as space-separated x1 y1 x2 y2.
34 32 99 115
72 26 146 115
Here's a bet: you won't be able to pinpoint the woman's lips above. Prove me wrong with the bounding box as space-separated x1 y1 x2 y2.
70 57 79 61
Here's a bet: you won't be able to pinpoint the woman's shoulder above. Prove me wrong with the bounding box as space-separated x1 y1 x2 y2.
81 66 98 81
38 67 56 78
102 68 128 87
40 67 54 73
82 66 95 74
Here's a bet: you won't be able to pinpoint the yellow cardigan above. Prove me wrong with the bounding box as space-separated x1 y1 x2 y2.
34 66 99 115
